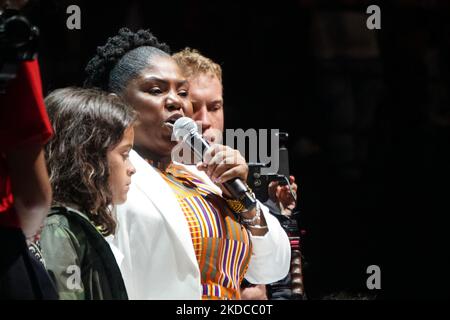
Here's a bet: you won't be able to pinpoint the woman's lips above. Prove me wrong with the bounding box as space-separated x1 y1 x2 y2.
164 122 174 129
164 113 183 126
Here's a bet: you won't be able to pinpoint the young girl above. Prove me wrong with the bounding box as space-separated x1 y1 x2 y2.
40 87 136 299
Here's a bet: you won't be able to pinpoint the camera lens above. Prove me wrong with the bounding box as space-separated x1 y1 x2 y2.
5 15 32 48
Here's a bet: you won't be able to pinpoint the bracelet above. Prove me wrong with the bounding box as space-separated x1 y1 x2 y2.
240 203 261 224
246 224 269 230
225 185 256 214
226 198 247 214
240 203 269 231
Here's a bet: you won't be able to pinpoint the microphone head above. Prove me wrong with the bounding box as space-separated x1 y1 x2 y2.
173 116 198 141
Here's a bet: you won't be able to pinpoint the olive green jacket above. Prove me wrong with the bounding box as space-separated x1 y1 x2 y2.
40 206 128 300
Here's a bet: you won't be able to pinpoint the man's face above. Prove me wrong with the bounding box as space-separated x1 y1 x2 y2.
189 73 224 143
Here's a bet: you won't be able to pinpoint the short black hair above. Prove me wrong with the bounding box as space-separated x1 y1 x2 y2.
84 28 171 92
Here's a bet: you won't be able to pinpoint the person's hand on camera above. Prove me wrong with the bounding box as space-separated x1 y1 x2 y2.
268 175 298 213
196 144 248 198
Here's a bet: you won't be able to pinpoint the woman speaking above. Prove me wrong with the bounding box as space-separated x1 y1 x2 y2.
84 28 290 300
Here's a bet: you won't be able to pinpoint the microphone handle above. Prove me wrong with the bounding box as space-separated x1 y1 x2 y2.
187 132 257 210
223 178 257 210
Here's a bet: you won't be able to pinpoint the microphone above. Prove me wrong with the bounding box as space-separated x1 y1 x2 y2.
173 117 257 210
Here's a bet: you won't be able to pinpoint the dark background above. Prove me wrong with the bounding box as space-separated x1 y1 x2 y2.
23 0 450 299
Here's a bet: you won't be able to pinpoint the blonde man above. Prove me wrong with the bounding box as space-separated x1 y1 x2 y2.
174 48 301 300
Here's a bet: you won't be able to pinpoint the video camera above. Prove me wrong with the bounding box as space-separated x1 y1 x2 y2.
0 8 39 92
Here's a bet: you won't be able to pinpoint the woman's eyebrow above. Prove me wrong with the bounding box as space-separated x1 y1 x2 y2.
142 76 187 87
142 76 166 84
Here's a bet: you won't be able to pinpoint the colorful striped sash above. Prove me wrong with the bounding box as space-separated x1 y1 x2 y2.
154 162 252 300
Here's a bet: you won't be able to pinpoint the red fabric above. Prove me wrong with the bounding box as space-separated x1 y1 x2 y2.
0 60 53 227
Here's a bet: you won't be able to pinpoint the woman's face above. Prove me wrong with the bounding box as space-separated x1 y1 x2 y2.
121 55 192 157
107 126 136 204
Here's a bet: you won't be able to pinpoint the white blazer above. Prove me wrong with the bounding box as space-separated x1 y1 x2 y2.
109 150 291 300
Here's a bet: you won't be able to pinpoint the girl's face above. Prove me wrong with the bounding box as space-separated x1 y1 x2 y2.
107 126 136 204
121 55 193 157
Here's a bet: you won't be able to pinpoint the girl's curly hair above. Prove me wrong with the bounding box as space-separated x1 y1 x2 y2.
84 28 171 93
45 87 136 236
